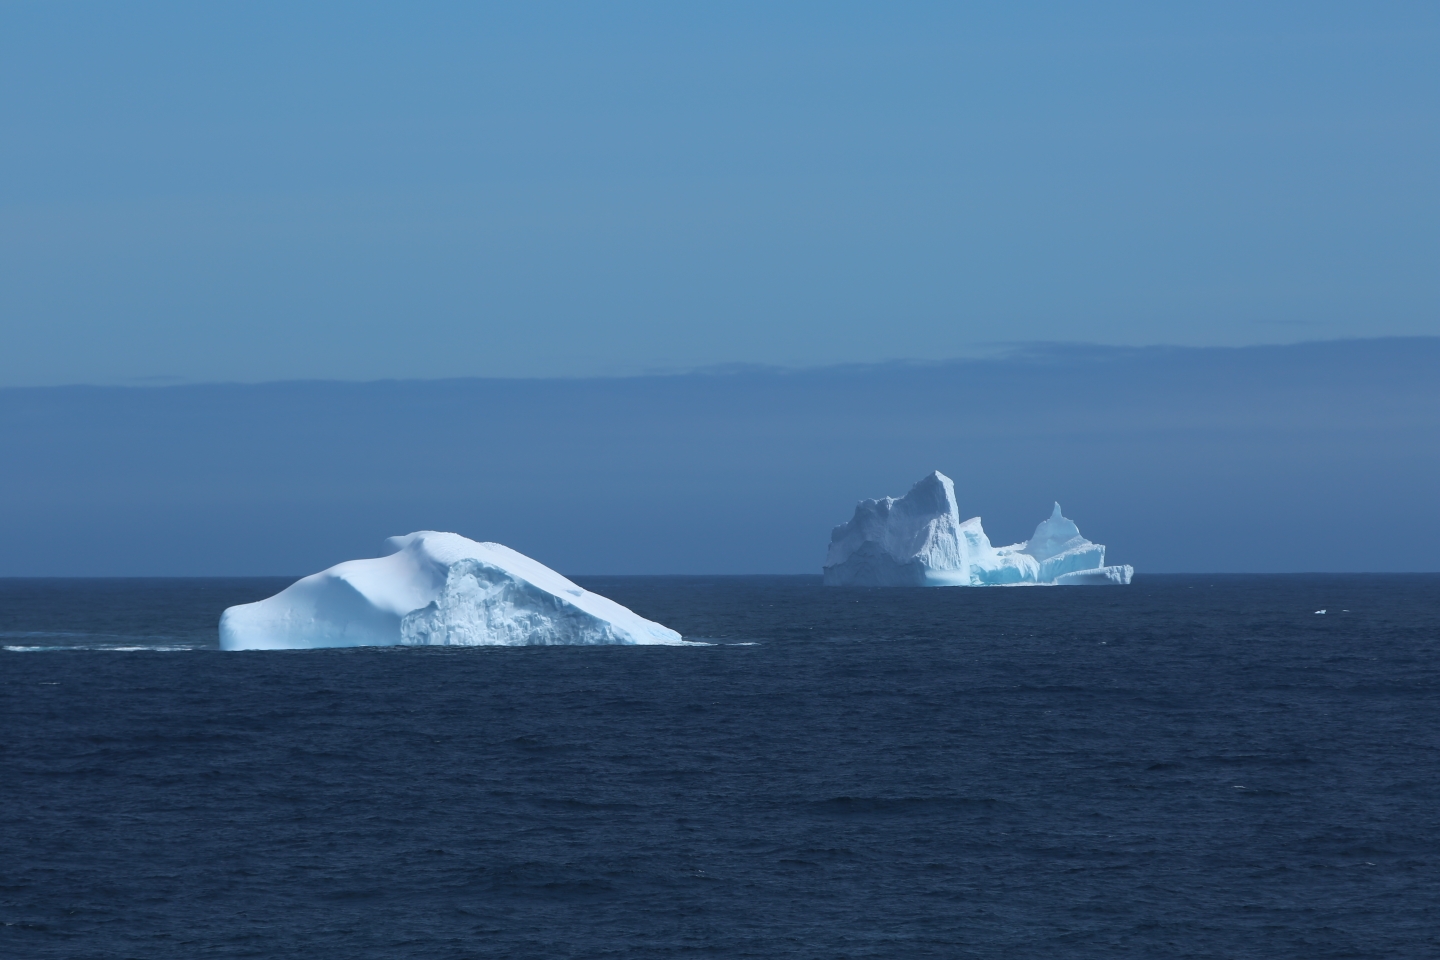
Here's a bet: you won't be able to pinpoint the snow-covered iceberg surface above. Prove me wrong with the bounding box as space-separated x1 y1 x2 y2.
822 472 1133 587
220 532 686 650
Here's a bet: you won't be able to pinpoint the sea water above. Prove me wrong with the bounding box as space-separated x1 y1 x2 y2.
2 575 1437 958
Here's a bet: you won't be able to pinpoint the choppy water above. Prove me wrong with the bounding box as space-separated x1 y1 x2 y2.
2 574 1438 958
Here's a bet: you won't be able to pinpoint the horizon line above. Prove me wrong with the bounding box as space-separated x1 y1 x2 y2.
5 335 1436 392
3 571 1438 580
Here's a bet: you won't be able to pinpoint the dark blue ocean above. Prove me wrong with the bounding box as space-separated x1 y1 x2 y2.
3 575 1438 959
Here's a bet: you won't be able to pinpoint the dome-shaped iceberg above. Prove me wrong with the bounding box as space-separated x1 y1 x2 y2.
220 532 686 650
823 472 1133 587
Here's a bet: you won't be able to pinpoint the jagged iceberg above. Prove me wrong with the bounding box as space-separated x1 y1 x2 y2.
220 531 686 650
822 471 1133 587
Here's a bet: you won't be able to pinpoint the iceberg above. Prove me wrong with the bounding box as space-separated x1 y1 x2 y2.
220 532 686 650
822 471 1133 587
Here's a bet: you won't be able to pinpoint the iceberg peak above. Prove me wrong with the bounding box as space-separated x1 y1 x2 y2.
823 473 1133 587
907 470 961 519
1021 503 1087 564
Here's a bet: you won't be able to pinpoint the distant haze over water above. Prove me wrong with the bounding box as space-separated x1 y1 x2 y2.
1 338 1434 577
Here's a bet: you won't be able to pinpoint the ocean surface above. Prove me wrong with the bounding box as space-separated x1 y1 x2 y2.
2 574 1438 959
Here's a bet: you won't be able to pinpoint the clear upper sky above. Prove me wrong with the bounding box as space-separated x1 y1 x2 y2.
2 2 1437 386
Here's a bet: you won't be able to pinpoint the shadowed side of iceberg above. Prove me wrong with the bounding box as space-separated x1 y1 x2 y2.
401 556 679 646
220 532 686 650
822 541 930 587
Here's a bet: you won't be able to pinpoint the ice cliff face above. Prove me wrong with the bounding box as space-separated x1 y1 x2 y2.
819 471 966 586
220 532 686 650
823 472 1134 587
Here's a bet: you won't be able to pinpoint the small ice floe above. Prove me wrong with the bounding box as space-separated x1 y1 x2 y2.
1314 609 1326 615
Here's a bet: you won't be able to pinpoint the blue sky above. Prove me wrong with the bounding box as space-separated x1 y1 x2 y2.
2 5 1436 574
2 2 1437 385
